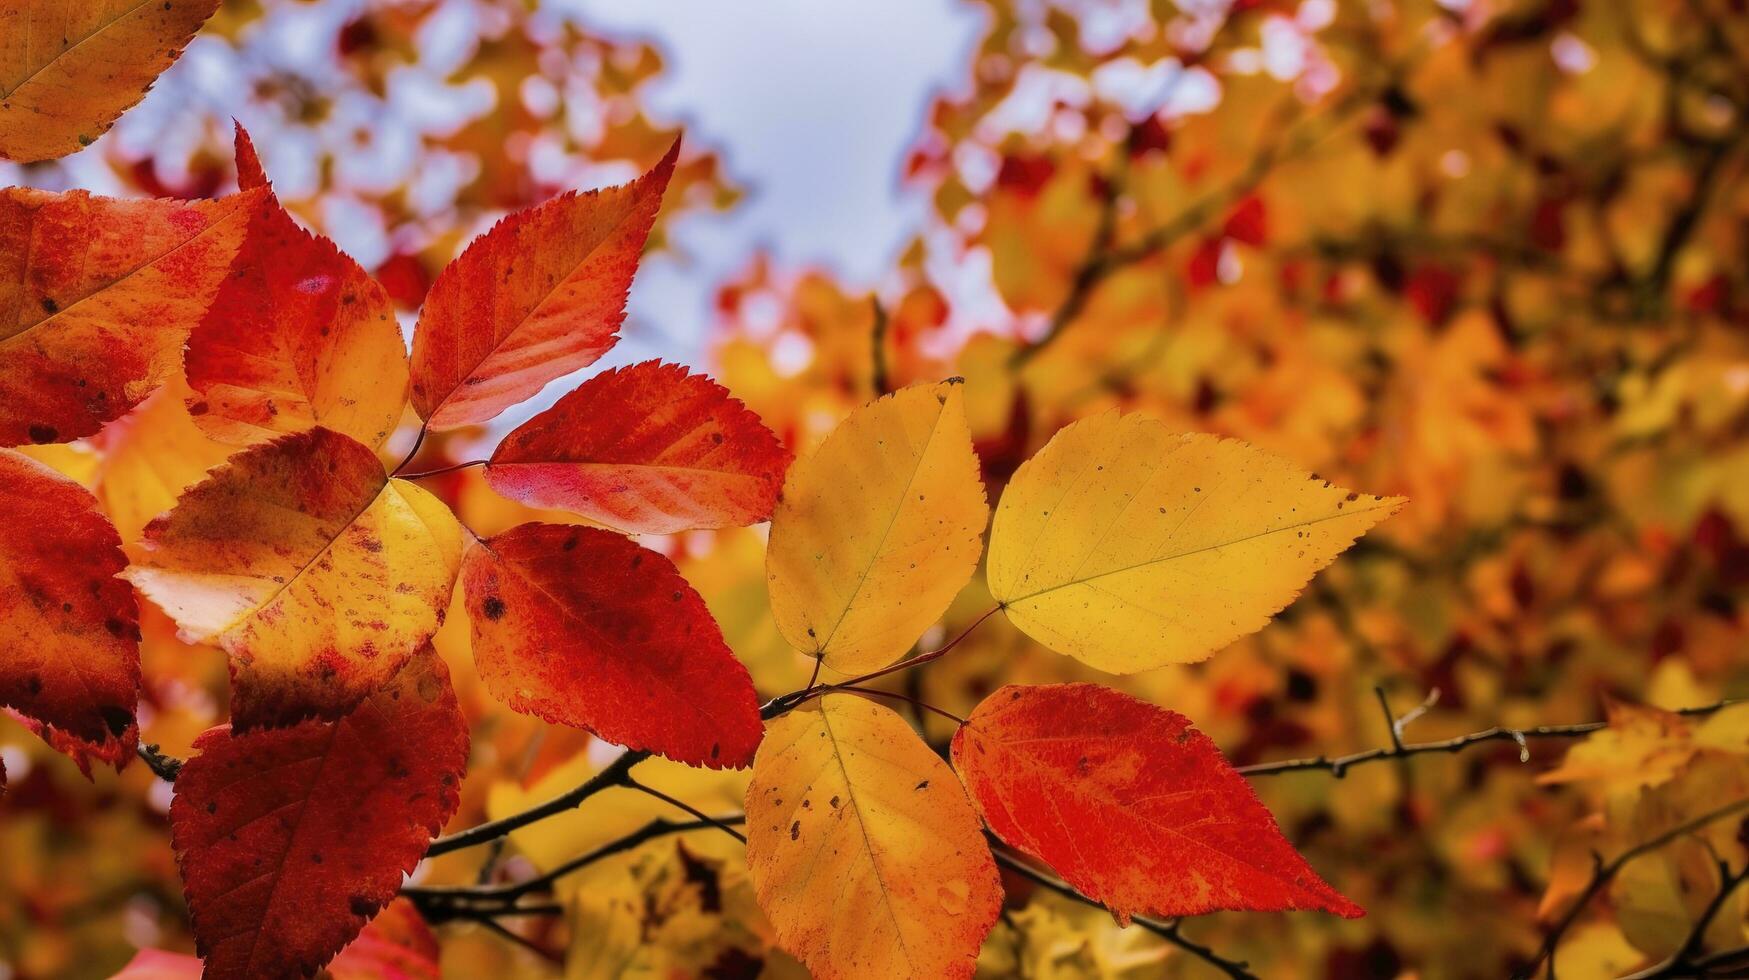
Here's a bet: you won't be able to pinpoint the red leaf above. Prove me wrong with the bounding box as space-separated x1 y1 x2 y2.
0 449 140 769
484 361 791 534
408 141 678 430
327 898 440 980
0 187 260 445
170 651 466 980
951 683 1363 921
184 128 408 448
461 522 762 768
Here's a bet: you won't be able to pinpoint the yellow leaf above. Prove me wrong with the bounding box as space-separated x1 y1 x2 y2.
745 694 1000 979
122 427 461 727
0 0 221 162
766 381 987 674
93 377 235 547
987 413 1403 672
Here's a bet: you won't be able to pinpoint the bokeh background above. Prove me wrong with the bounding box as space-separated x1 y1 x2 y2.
5 0 1749 977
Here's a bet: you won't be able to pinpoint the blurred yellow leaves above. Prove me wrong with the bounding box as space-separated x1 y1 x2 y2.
988 413 1403 672
766 382 987 674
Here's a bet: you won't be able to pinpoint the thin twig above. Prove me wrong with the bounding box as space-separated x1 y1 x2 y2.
1619 861 1749 979
834 684 967 726
1515 795 1749 980
405 814 746 912
465 913 561 963
423 750 646 857
389 422 430 477
1239 699 1747 778
764 605 1001 719
623 777 746 843
992 848 1258 979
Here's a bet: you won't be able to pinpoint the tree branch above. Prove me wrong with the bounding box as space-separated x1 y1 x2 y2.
136 742 183 782
1514 795 1749 980
992 847 1258 980
1238 698 1746 778
1619 860 1749 979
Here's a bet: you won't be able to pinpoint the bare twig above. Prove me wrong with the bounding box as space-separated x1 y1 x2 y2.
1515 795 1749 980
1239 699 1747 778
398 459 486 480
423 750 647 857
1619 861 1749 979
870 297 892 396
993 848 1258 979
623 776 746 843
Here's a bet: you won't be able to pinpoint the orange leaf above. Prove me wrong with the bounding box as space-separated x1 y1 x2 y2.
462 522 762 768
122 427 462 729
183 128 408 449
0 448 139 770
484 360 790 534
0 187 261 445
952 683 1364 922
408 141 677 430
0 0 221 162
170 652 466 980
326 898 441 980
746 694 1001 979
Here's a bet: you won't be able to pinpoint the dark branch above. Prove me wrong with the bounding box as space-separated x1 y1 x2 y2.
1513 795 1749 980
423 750 647 857
992 848 1258 980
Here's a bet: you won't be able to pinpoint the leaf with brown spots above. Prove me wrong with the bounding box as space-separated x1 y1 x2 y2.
407 141 677 430
182 128 408 449
0 448 140 772
952 683 1364 922
0 187 262 446
0 0 222 162
484 360 791 534
170 651 466 980
122 427 462 729
745 694 1000 979
461 522 762 768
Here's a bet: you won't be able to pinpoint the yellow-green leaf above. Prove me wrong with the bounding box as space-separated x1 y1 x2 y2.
987 413 1403 673
766 381 987 674
745 694 1000 979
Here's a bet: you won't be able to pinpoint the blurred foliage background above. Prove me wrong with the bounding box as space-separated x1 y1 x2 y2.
5 0 1749 977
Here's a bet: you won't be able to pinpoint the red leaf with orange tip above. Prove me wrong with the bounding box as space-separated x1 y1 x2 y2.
951 683 1363 922
484 360 790 534
0 448 139 770
170 651 466 980
408 141 677 430
461 522 762 768
0 187 260 445
183 128 408 449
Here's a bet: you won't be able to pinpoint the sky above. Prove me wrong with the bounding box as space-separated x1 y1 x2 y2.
560 0 986 366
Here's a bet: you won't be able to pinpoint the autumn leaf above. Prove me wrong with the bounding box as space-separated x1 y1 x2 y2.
122 427 462 729
0 187 261 446
462 522 762 768
987 413 1403 672
326 898 441 980
182 128 408 449
92 376 236 547
0 448 140 769
170 651 466 980
483 360 790 534
766 381 987 673
953 683 1363 921
0 0 221 162
408 141 677 430
746 693 1001 979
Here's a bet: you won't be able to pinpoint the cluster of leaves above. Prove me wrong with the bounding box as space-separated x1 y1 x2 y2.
9 0 1749 978
2 6 1415 977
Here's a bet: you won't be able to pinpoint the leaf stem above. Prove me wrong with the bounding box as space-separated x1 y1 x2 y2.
398 459 486 480
389 421 430 477
622 776 746 843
